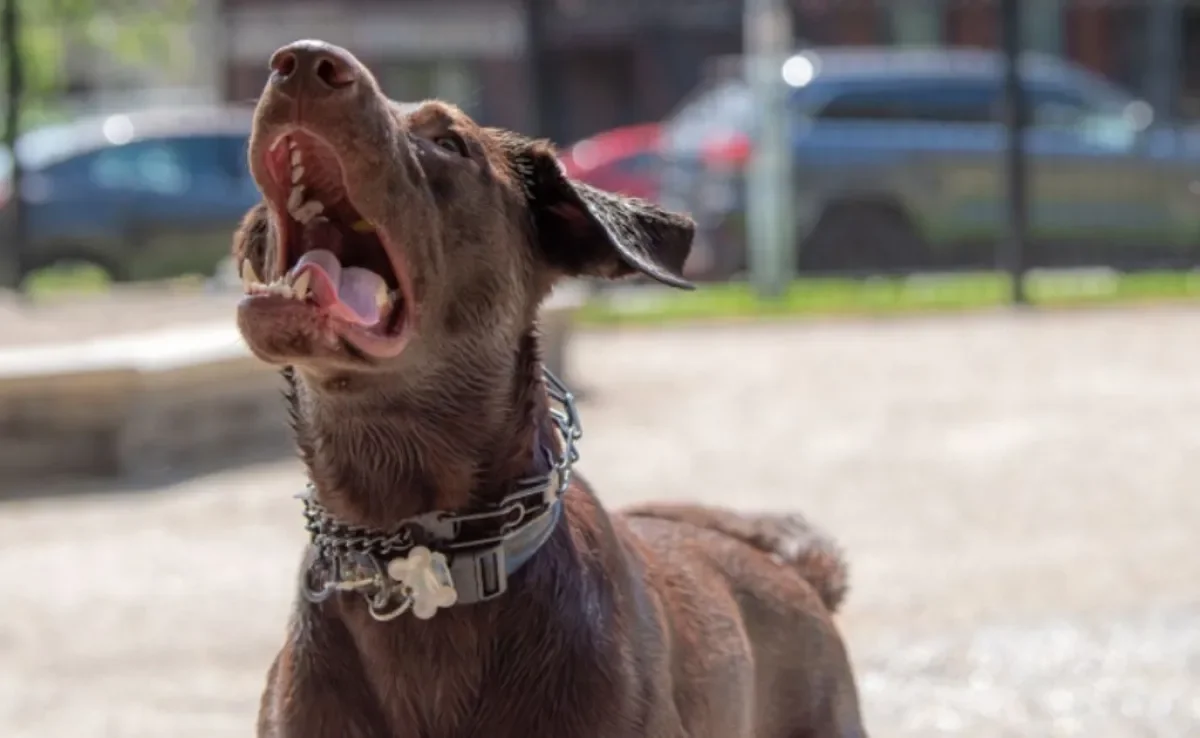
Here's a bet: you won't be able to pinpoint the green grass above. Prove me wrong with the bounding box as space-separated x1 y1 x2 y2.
20 262 114 296
576 270 1200 327
19 264 1200 327
19 262 210 298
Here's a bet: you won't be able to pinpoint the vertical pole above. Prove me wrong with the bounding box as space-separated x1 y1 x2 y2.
1 0 24 291
524 0 563 144
1146 0 1179 122
1000 0 1029 305
195 0 226 104
743 0 795 300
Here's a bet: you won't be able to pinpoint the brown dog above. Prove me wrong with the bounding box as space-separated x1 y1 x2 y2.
234 39 866 738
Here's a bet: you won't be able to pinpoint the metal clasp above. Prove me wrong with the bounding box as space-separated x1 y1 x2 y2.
450 544 508 605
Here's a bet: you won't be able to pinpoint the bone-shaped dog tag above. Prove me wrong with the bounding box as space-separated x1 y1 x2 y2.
386 546 458 619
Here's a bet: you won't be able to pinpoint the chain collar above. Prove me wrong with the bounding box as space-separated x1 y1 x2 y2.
298 368 582 622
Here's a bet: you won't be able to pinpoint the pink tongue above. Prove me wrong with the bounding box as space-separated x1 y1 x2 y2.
291 248 387 325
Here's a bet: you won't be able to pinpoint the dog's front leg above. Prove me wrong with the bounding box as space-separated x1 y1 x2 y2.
257 613 395 738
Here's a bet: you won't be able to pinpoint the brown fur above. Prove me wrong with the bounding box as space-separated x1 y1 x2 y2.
236 40 866 738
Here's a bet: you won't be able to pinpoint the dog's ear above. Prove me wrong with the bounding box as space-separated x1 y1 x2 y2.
233 202 271 279
514 140 695 290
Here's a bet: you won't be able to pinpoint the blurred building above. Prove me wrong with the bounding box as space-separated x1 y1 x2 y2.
216 0 742 141
215 0 1198 144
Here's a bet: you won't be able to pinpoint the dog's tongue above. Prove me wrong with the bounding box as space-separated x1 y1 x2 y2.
292 248 386 326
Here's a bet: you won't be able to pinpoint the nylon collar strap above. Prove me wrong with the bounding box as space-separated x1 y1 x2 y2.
297 368 581 622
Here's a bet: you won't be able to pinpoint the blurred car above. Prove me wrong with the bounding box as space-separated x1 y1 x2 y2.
558 123 662 203
0 106 259 288
659 47 1200 279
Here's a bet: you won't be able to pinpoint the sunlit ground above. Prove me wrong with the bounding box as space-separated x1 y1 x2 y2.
2 307 1199 737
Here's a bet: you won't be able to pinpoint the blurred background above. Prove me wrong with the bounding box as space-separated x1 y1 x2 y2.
2 1 1199 737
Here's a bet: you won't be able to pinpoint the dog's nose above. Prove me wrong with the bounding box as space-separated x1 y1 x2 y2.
268 41 358 98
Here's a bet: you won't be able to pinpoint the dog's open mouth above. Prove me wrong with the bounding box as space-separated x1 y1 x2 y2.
242 129 413 358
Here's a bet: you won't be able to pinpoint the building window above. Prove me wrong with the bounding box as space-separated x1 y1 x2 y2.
1023 0 1064 56
889 2 943 47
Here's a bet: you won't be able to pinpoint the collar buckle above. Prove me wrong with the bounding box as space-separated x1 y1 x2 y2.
450 544 508 604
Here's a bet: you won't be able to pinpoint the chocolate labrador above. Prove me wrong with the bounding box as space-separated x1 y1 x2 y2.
233 39 866 738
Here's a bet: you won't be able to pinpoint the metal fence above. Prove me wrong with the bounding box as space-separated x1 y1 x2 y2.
619 0 1200 298
5 0 1200 299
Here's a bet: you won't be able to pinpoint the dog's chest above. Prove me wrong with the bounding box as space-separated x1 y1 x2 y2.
335 605 638 738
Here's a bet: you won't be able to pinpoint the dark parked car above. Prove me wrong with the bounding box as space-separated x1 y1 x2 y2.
0 106 259 288
659 47 1200 279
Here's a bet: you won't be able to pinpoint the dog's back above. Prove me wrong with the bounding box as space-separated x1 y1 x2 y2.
622 503 849 612
620 502 864 738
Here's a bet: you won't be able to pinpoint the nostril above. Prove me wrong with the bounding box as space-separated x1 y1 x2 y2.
270 51 297 79
315 55 355 89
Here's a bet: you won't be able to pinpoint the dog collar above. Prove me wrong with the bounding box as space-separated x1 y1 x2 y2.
297 368 581 622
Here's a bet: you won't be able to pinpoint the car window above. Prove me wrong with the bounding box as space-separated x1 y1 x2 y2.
88 140 190 195
1027 85 1096 127
814 80 1000 123
166 134 251 181
1026 82 1145 150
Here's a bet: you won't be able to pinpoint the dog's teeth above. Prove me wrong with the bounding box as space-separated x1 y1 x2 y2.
288 185 304 212
295 199 325 224
376 283 390 310
292 270 312 298
291 165 304 184
241 260 262 291
267 280 293 298
290 148 302 167
351 219 375 233
288 138 298 150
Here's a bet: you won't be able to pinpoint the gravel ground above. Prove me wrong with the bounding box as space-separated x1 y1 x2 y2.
0 288 235 347
3 306 1200 737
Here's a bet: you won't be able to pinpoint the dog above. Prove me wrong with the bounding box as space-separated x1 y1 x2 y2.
233 39 866 738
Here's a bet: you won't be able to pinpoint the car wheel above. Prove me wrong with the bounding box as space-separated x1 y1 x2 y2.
798 201 930 275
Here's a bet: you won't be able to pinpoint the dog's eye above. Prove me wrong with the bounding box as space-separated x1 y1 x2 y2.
434 134 467 157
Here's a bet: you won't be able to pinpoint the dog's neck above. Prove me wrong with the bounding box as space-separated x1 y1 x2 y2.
288 331 554 530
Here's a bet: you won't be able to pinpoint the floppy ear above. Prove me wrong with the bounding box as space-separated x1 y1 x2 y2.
515 141 695 290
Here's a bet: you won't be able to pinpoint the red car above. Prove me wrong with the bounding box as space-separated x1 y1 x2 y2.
558 123 662 203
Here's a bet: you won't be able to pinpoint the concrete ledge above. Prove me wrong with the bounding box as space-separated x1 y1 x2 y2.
0 284 585 486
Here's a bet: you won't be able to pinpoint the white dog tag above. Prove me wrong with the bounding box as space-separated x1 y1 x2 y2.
386 546 458 620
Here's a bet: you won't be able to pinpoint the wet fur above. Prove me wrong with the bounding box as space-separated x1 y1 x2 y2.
236 40 866 738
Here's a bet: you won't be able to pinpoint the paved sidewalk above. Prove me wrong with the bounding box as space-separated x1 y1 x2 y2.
3 308 1199 737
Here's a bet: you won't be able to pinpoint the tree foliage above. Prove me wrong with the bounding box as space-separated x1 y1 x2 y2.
5 0 195 129
2 0 194 285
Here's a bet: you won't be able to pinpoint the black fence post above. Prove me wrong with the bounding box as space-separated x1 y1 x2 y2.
1000 0 1029 305
1 0 25 292
524 0 564 144
1146 0 1180 123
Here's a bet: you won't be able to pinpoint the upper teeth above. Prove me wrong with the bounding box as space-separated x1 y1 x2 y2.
286 142 324 225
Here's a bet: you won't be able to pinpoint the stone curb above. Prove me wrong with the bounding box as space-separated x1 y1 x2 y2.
0 283 585 486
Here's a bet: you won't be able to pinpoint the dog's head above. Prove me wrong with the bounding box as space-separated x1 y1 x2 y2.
235 40 694 385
